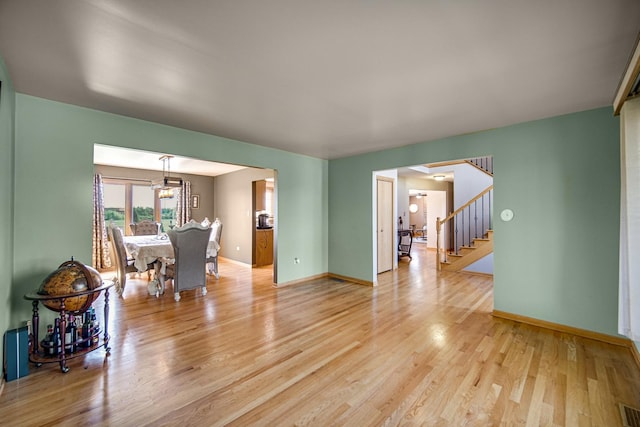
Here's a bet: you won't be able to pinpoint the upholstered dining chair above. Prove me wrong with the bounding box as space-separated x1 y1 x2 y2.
108 223 138 295
165 221 212 302
127 219 161 280
206 218 223 279
130 220 161 236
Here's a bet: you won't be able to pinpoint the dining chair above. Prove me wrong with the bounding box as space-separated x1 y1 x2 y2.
108 223 138 295
129 220 161 236
165 221 212 302
206 218 223 279
128 220 161 280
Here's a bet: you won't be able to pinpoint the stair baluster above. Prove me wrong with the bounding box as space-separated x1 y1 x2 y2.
436 185 493 271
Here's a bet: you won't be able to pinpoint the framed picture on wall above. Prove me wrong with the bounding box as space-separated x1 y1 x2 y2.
191 194 200 209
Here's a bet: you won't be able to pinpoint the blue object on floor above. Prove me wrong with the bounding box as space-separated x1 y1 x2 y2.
4 326 30 381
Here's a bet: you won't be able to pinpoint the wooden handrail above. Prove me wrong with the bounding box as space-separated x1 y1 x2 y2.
438 185 493 226
436 184 493 271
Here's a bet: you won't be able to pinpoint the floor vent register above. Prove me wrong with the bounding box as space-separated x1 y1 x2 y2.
620 403 640 427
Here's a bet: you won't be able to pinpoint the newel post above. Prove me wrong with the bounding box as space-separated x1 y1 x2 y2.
436 217 441 271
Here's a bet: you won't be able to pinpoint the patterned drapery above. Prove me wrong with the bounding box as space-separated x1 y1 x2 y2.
175 180 191 227
92 174 112 270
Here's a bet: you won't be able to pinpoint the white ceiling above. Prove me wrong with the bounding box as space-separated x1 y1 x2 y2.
1 1 639 159
399 166 454 183
93 144 247 177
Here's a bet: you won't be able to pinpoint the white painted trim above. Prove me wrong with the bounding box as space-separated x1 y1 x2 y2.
613 33 640 115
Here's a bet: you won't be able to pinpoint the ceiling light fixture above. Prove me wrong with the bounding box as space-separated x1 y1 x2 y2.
158 187 174 199
434 175 445 181
155 155 183 199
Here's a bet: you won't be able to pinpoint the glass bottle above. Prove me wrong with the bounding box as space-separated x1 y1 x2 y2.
82 310 91 348
90 307 100 345
52 318 61 356
65 315 77 354
71 315 77 352
42 324 54 356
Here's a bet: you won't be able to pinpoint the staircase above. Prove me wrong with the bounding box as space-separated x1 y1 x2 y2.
436 185 493 272
439 230 493 271
466 157 493 176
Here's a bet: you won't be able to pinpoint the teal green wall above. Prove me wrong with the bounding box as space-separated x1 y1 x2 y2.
329 108 621 336
11 94 328 326
4 78 626 343
0 56 16 364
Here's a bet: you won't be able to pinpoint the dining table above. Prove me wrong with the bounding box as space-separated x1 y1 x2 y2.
122 234 220 294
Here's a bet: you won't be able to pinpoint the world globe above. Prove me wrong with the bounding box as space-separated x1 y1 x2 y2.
38 258 102 314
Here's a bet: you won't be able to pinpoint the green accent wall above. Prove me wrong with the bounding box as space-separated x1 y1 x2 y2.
329 108 621 336
11 94 328 326
0 56 16 364
3 66 626 348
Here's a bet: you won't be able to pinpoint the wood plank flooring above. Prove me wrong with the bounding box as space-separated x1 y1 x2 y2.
1 246 639 426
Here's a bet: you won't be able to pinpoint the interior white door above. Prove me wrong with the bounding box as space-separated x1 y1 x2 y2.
377 178 393 273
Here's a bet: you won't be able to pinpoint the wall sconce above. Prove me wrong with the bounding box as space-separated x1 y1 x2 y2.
409 203 419 213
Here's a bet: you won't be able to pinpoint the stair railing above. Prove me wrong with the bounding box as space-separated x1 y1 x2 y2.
436 185 493 271
466 157 493 175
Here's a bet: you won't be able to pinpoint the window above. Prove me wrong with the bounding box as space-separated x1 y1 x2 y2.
160 196 177 232
131 184 155 223
103 179 177 234
103 182 126 230
265 181 274 216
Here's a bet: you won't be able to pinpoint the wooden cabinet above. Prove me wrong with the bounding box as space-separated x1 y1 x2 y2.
254 180 266 212
254 228 273 266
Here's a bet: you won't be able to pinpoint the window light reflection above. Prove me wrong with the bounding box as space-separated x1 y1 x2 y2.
430 324 447 348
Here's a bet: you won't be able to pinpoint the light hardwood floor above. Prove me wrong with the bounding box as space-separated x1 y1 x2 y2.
1 246 639 426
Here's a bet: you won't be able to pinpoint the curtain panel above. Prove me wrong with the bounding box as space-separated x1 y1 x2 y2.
619 97 640 341
92 174 112 270
175 180 191 227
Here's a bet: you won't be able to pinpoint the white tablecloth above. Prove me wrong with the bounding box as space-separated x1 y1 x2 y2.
123 234 220 272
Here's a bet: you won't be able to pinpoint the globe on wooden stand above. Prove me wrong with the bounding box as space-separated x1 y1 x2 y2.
37 258 102 314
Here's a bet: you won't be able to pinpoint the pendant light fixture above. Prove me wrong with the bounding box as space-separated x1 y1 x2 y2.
157 155 183 199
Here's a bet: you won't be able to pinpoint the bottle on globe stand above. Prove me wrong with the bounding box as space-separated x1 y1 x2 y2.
64 317 71 353
81 310 91 348
71 314 77 353
52 318 61 356
65 314 77 354
91 307 100 345
72 314 79 352
41 324 54 356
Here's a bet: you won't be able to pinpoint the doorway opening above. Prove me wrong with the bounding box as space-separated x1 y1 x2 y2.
93 144 278 286
374 156 494 280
